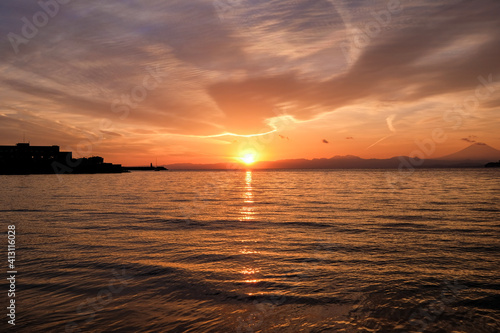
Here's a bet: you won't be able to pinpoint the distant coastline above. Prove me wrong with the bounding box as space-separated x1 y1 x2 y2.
485 160 500 168
123 163 168 171
2 142 499 174
166 143 500 170
165 157 495 170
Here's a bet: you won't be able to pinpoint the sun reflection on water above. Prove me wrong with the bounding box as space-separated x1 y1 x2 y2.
239 249 258 255
239 171 255 221
238 171 261 286
241 268 259 275
241 267 260 283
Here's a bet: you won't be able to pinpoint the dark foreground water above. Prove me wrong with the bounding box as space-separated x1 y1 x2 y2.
1 169 499 332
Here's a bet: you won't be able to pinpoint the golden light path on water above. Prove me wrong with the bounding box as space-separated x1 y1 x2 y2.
239 171 261 284
240 170 255 221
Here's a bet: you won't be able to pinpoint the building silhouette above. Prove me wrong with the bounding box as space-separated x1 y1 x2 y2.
0 143 125 174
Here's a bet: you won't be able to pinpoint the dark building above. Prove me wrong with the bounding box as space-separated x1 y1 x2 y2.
0 143 72 161
0 143 125 174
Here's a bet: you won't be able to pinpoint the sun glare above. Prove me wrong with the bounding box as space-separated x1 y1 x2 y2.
240 153 256 165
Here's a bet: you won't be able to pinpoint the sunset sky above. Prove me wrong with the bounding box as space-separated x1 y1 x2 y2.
1 0 499 165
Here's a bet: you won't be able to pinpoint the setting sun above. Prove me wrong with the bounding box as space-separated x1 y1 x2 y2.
240 153 257 165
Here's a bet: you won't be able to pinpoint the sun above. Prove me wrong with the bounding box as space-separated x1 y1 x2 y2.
240 153 256 165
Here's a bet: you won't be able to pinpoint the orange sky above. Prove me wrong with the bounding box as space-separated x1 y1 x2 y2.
1 0 499 165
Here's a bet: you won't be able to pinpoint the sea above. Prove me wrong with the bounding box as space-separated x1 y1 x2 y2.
0 169 499 332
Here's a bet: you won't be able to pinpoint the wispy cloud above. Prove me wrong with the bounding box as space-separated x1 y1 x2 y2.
461 135 478 143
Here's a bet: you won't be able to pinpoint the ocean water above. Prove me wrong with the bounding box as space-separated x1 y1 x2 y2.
1 169 499 332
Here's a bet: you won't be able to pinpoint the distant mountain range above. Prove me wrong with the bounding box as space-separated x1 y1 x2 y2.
166 143 500 170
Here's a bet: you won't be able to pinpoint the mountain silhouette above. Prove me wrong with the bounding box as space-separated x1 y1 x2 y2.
166 143 500 170
438 143 500 162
